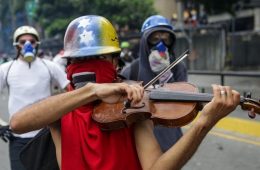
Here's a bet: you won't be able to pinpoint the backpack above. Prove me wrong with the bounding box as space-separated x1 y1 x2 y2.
20 128 59 170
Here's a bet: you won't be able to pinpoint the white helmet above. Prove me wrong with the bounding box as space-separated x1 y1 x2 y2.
13 26 41 46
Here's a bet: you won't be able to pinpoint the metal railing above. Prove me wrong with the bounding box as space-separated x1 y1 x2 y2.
188 70 260 85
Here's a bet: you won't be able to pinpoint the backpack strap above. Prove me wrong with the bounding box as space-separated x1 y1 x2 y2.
39 58 53 93
5 61 15 90
39 58 52 79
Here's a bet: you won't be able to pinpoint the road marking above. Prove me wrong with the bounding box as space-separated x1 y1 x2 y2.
209 131 260 146
183 115 260 146
215 116 260 137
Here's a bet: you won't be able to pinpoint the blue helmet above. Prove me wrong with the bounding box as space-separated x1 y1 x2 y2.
141 15 173 33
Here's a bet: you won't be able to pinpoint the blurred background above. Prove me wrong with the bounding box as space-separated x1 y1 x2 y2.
0 0 260 72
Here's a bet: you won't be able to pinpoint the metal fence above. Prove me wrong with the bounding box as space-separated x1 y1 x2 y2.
228 31 260 70
174 25 226 71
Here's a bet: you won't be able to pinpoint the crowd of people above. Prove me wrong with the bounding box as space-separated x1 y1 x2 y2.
0 14 244 170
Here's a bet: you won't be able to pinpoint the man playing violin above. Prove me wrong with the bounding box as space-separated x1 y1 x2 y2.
10 15 241 170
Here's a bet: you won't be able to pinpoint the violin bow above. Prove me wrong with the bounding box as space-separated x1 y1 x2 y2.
144 49 189 89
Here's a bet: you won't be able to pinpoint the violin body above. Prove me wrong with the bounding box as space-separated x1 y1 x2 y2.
150 83 202 127
92 82 203 130
93 93 152 130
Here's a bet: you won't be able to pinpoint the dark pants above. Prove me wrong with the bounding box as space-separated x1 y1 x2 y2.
154 126 183 152
9 136 31 170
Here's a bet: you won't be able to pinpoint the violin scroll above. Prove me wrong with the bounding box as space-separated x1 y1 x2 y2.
240 97 260 119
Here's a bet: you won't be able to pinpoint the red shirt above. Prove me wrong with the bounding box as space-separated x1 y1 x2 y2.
61 105 142 170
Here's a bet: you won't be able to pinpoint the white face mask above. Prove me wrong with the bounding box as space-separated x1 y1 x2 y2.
148 48 170 73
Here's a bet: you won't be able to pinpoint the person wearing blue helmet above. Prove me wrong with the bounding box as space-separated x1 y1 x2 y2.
121 15 187 152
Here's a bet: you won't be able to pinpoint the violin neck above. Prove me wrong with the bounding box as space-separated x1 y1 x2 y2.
150 90 213 102
149 90 246 103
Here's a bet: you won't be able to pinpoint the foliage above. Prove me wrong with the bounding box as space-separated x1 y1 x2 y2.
36 0 156 37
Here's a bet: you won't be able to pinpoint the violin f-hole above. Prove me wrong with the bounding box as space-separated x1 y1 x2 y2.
122 102 146 114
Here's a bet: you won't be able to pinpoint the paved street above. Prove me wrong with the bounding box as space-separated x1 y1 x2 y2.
184 74 260 170
0 74 260 170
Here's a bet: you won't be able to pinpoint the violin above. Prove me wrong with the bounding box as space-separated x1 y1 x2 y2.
92 81 260 130
92 50 260 131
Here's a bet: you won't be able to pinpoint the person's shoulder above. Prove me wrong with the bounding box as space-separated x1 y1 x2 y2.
132 58 140 64
120 58 140 80
0 60 15 70
126 58 140 71
39 58 53 64
39 58 59 67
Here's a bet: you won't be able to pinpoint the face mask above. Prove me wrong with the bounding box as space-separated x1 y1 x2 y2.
21 41 36 62
148 41 170 73
67 59 117 89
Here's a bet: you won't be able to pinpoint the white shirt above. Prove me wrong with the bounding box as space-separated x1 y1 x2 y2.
53 54 67 71
0 57 70 138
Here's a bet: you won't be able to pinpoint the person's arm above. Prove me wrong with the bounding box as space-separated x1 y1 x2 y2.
10 82 144 133
49 120 61 168
135 84 240 170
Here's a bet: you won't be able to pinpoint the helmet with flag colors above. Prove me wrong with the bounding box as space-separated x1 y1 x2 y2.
141 15 173 33
63 15 121 58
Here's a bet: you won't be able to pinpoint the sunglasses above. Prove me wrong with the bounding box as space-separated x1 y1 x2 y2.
148 32 174 46
13 39 39 46
18 39 37 45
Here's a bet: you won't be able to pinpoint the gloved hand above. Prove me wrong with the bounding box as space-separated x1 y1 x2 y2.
0 125 13 142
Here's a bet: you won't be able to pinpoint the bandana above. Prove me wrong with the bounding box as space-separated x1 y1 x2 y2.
67 59 117 88
148 41 173 83
148 41 170 73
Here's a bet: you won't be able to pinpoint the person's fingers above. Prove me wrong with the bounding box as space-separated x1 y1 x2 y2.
208 84 222 112
219 86 227 101
224 86 231 99
127 85 137 104
120 83 133 101
101 83 144 105
222 86 232 107
134 84 144 102
212 84 221 101
129 84 142 104
231 89 241 105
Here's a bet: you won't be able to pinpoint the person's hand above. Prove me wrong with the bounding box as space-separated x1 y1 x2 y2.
198 84 240 127
92 82 144 104
0 125 13 143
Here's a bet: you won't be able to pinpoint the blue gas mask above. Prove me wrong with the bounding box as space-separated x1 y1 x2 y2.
21 41 36 62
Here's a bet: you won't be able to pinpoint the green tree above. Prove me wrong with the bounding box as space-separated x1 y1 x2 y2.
36 0 156 37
